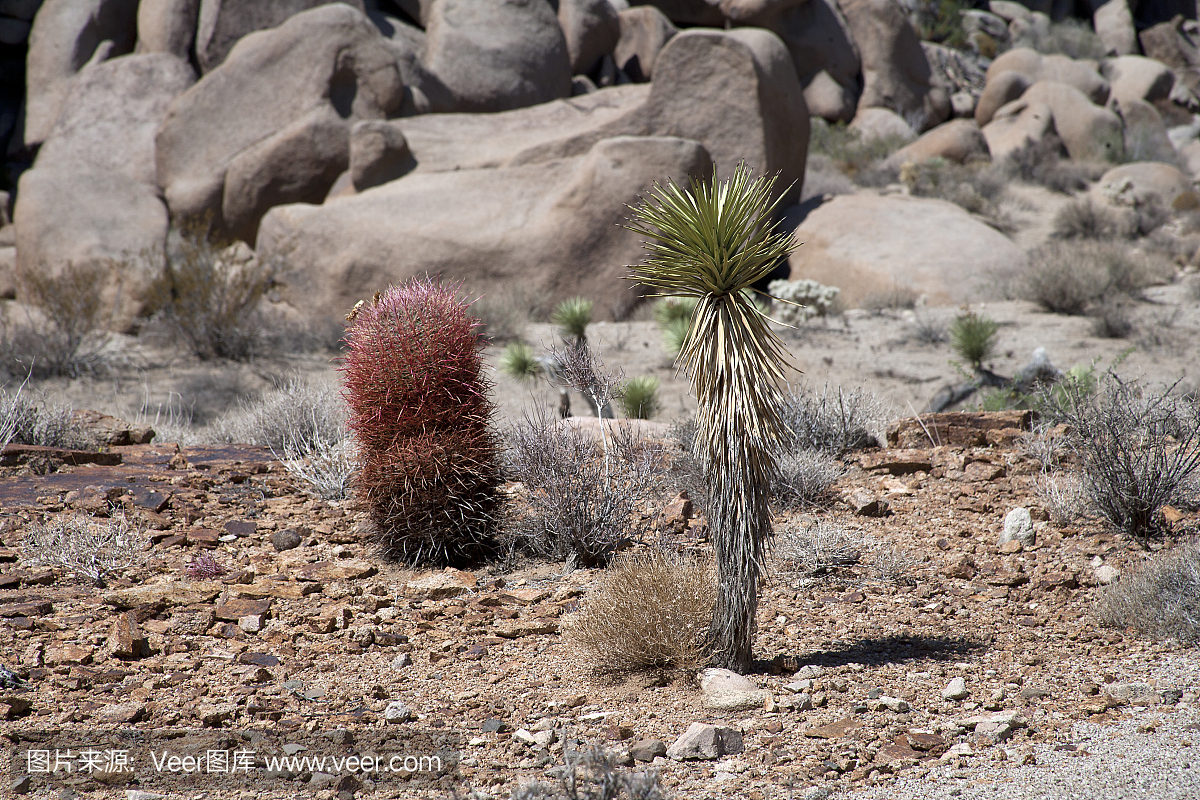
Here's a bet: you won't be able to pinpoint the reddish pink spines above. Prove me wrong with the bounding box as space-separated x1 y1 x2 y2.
340 278 500 564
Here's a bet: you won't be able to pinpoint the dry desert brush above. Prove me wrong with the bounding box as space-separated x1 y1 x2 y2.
1095 539 1200 645
628 163 796 671
510 746 666 800
564 549 715 673
505 408 663 565
1052 377 1200 542
3 260 115 378
341 279 501 565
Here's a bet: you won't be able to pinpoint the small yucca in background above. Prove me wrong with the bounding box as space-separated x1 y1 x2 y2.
341 279 501 565
619 375 661 419
551 296 593 342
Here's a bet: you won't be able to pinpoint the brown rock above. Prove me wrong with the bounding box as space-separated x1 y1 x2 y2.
889 119 990 166
0 600 53 617
214 597 271 622
108 613 150 659
103 582 221 608
887 411 1031 448
297 560 377 582
0 696 32 719
975 69 1031 127
943 554 976 580
47 644 94 665
804 716 862 739
97 700 146 723
859 449 933 474
495 619 559 639
405 568 478 600
845 489 890 517
963 461 1005 482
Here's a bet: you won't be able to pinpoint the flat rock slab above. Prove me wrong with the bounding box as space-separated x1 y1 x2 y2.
297 560 377 582
804 717 862 739
703 690 770 712
405 569 478 600
666 722 744 760
103 582 222 608
214 597 272 622
859 449 934 474
887 410 1033 448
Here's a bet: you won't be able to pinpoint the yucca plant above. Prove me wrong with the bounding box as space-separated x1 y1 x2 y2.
627 163 797 672
950 311 999 369
341 278 501 565
551 296 594 343
661 316 691 359
498 341 542 384
652 296 699 327
619 375 661 420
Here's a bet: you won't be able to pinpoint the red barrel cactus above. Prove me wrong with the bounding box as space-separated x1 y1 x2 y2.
341 278 500 564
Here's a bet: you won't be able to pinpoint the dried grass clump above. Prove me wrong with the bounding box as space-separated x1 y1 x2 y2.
1001 137 1105 194
1053 198 1129 240
776 522 869 575
342 279 500 565
1096 540 1200 644
505 410 663 565
22 514 143 587
564 550 715 673
1035 472 1090 526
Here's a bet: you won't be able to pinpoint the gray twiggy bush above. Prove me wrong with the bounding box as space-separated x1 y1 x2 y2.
23 514 144 586
3 261 115 378
767 279 840 324
1052 377 1200 540
563 550 714 673
774 450 845 508
0 387 87 449
778 384 888 453
505 410 663 565
1096 540 1200 644
510 747 666 800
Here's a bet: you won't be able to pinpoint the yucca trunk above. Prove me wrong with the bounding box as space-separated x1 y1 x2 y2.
627 164 796 672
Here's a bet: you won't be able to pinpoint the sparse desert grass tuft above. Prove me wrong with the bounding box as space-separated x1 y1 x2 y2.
1035 472 1090 526
217 377 345 454
472 285 544 342
911 310 948 345
808 118 911 179
22 514 144 587
1095 540 1200 644
563 549 715 673
0 387 87 449
1089 297 1136 339
774 450 844 508
776 522 913 585
1013 18 1107 60
902 159 1015 232
779 384 889 453
510 747 666 800
859 284 919 313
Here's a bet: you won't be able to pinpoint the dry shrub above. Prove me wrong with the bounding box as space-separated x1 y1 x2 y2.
342 279 501 565
902 158 1014 232
149 231 270 361
3 261 115 378
0 387 87 449
1056 377 1200 540
1089 297 1136 339
473 284 545 342
1096 540 1200 644
1001 137 1105 194
1052 198 1129 240
563 550 715 673
776 522 869 575
859 284 919 313
1020 240 1163 315
774 450 845 508
779 384 889 454
506 411 663 565
22 514 143 587
511 748 665 800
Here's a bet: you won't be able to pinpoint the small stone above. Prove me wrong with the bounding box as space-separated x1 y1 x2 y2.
794 665 825 680
384 701 413 723
10 776 31 795
666 722 744 760
1093 564 1120 585
97 701 146 724
943 554 976 580
846 489 890 517
391 652 412 670
404 568 477 600
1019 685 1051 700
703 690 769 712
197 703 237 727
272 529 302 552
943 677 969 701
803 717 861 739
698 667 757 694
1103 683 1162 706
480 718 506 733
999 507 1035 547
238 614 265 634
224 520 257 538
108 613 149 659
876 696 909 712
630 739 666 762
